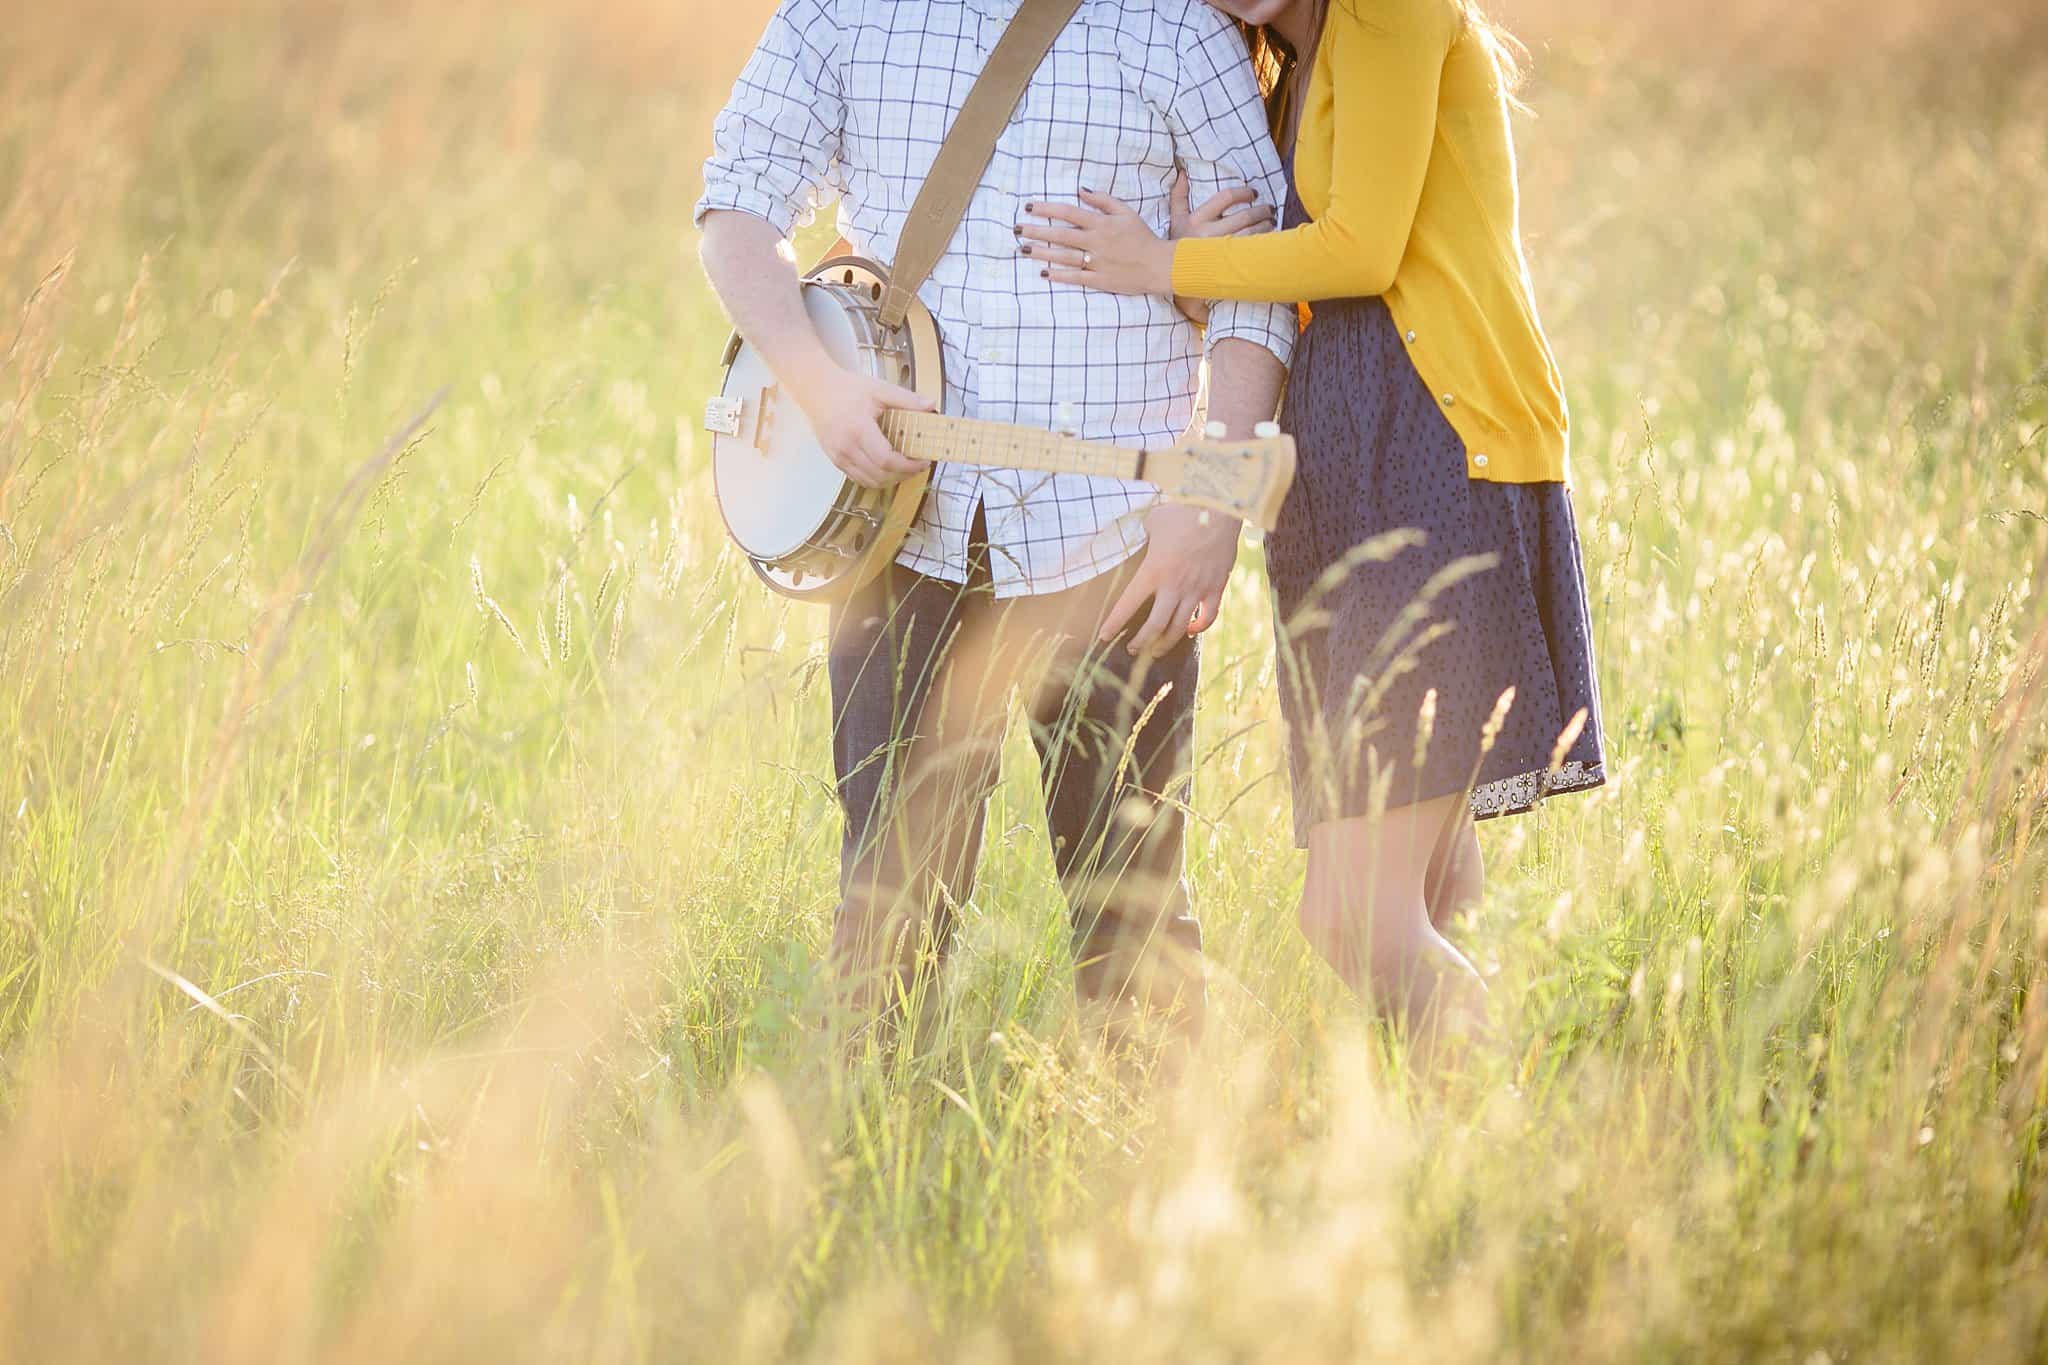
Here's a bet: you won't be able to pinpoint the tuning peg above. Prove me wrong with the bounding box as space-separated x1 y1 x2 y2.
1203 421 1228 439
1254 421 1281 439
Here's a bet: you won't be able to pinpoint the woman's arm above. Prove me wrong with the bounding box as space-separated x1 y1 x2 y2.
1172 1 1454 305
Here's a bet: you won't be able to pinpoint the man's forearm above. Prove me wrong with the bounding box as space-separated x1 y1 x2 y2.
697 210 929 488
698 211 835 387
1204 337 1286 440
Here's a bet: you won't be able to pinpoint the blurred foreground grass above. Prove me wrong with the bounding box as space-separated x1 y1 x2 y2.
2 0 2047 1359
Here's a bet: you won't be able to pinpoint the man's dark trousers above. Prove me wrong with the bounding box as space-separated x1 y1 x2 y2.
825 516 1205 1045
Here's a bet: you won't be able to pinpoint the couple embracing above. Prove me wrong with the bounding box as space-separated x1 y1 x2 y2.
697 0 1605 1061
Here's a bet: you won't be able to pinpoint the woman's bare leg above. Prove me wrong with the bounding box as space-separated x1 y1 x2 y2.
1424 815 1484 931
1298 794 1486 1035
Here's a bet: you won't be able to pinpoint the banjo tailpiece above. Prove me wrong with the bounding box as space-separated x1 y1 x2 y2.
703 396 742 438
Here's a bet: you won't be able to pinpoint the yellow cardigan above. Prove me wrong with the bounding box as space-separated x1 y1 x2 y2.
1173 0 1570 484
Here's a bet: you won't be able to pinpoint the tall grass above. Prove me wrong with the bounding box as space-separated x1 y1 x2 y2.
3 0 2045 1359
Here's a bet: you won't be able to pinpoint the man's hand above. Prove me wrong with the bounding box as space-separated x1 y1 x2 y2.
793 363 935 490
1100 336 1285 657
1100 502 1242 658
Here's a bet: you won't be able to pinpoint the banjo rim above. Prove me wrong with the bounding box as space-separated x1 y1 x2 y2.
714 255 945 604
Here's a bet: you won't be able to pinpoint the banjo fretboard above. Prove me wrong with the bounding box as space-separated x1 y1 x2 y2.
878 410 1149 483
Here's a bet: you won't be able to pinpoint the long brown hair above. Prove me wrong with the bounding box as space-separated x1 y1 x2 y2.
1234 0 1527 143
1231 7 1313 140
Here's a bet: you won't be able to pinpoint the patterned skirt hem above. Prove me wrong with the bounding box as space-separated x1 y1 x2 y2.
1289 759 1608 845
1470 760 1607 822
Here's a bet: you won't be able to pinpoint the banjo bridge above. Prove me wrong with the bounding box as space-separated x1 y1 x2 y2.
751 385 780 453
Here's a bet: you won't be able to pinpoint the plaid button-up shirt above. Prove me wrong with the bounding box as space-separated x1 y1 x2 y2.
697 0 1296 598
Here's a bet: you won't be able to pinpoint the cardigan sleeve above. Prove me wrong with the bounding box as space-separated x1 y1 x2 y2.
1171 0 1454 304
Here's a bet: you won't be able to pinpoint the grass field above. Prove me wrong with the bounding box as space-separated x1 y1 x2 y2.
3 0 2047 1359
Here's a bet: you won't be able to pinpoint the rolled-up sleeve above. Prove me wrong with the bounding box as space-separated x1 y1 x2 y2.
1164 6 1297 368
694 0 845 237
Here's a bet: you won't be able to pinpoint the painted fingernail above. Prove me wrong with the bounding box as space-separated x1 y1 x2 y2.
1040 269 1049 279
1012 224 1023 235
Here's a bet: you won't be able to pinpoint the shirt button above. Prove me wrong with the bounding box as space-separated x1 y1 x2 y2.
1472 453 1490 470
1441 393 1456 407
1405 329 1418 343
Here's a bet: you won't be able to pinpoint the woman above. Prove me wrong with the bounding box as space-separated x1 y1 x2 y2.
1017 0 1605 1032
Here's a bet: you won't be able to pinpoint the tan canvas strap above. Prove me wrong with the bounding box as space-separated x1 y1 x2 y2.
877 0 1083 330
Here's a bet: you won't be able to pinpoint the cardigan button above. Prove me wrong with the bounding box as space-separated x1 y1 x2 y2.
1441 393 1456 407
1405 329 1417 343
1472 453 1490 470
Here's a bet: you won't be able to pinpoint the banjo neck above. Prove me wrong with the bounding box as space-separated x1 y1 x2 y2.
878 410 1144 484
876 407 1296 530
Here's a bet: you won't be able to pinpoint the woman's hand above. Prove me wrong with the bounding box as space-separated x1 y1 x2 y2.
1017 191 1177 297
1166 172 1276 324
1170 170 1276 242
1019 174 1274 299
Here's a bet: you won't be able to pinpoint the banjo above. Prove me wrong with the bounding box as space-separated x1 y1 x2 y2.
704 255 1297 602
700 0 1295 604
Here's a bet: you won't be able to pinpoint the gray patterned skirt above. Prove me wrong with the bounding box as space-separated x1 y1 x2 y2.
1268 292 1607 847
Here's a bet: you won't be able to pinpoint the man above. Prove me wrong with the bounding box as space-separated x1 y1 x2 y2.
696 0 1291 1052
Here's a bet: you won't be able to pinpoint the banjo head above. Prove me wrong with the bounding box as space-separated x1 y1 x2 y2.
710 258 943 601
713 288 863 563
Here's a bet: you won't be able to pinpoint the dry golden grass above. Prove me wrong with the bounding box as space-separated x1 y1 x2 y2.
3 0 2046 1360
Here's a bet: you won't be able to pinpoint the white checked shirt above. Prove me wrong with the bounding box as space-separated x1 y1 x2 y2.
697 0 1296 598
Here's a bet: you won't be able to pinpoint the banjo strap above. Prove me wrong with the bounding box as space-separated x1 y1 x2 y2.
876 0 1085 331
